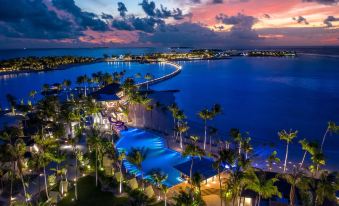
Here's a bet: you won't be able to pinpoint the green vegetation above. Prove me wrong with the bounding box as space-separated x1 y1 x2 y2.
0 56 95 73
58 176 128 206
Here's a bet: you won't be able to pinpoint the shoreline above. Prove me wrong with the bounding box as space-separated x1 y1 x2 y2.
0 60 100 76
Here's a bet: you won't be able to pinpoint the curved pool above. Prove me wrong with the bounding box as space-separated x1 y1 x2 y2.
116 128 189 187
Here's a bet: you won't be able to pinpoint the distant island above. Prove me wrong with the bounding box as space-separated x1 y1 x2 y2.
0 49 296 74
0 56 96 74
105 49 296 62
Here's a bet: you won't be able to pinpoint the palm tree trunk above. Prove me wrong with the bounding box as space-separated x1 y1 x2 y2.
173 117 176 140
180 132 183 149
84 84 87 97
164 193 167 206
203 119 207 150
300 151 307 169
238 141 241 155
20 173 28 202
43 166 49 200
119 161 123 194
283 142 289 173
190 158 194 187
290 185 295 206
141 168 144 190
75 151 78 200
218 168 223 206
320 128 328 152
95 148 98 187
257 196 261 206
10 162 14 204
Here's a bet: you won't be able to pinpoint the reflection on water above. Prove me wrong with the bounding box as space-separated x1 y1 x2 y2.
0 61 175 107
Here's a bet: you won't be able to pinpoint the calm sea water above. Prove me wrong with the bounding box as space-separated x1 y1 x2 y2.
0 47 338 170
153 56 339 170
0 61 175 106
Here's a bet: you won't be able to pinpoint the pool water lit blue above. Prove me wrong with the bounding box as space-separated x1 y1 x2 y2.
116 128 189 187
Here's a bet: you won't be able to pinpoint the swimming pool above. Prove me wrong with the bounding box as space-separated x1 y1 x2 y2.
116 128 190 187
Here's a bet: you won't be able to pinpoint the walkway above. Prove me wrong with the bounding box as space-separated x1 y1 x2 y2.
136 61 182 87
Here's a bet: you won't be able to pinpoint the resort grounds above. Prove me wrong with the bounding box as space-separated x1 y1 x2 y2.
0 60 338 206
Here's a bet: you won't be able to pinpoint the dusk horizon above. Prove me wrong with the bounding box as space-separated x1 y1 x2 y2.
1 0 339 49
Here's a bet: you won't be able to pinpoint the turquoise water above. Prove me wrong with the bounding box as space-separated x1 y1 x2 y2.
116 128 189 187
0 61 175 108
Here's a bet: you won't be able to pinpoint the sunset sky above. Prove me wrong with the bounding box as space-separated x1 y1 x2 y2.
0 0 339 48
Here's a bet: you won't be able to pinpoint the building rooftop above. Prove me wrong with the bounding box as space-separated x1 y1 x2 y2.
91 83 121 102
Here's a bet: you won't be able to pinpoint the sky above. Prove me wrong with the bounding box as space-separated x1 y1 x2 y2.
0 0 338 49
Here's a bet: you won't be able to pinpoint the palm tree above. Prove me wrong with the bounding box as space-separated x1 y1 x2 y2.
213 147 237 206
242 137 253 159
117 150 126 194
144 73 154 90
182 136 205 185
198 108 213 150
279 168 307 206
6 93 17 114
69 136 79 200
29 90 37 104
313 171 338 206
149 169 168 201
86 127 103 187
245 170 281 206
127 147 148 190
0 126 24 203
168 103 179 140
278 129 298 172
208 126 218 152
161 184 169 206
320 121 339 152
173 189 196 206
6 138 30 203
32 133 60 200
230 128 242 155
176 121 189 149
309 149 325 174
299 139 318 169
267 151 280 171
76 75 88 96
62 80 71 100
